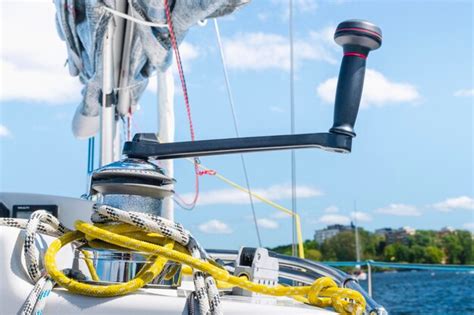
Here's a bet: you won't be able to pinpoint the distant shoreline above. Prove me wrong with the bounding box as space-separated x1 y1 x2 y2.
270 228 473 266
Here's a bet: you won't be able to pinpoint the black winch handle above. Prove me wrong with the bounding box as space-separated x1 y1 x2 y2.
329 20 382 138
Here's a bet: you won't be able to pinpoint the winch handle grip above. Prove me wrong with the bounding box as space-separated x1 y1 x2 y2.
329 20 382 137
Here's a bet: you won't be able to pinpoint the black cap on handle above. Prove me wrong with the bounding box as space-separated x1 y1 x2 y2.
329 20 382 137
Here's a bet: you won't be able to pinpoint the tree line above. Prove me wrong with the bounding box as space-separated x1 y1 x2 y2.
271 229 473 264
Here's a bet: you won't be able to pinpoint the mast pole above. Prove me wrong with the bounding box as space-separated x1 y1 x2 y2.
99 21 115 167
157 67 175 221
100 1 127 167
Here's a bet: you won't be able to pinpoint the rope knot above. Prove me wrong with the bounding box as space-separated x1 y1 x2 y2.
308 277 337 306
197 169 216 176
307 277 366 315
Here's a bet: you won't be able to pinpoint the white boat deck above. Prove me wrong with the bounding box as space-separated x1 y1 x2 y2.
0 226 335 314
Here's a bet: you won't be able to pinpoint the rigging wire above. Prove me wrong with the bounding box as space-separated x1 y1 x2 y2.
289 0 298 257
213 19 262 247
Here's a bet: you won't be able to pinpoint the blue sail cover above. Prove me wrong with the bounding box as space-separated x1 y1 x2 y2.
53 0 249 138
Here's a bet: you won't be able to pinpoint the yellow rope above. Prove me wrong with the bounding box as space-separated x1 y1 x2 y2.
195 162 305 259
44 221 365 314
81 250 100 281
44 230 174 297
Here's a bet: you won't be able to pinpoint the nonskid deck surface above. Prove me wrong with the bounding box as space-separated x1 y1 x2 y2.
0 226 336 314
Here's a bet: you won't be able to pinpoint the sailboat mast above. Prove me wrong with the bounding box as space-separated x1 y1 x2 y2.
157 67 176 221
354 201 361 262
99 21 116 167
99 1 127 166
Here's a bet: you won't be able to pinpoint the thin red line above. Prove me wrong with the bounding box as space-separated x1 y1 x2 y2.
164 0 200 209
336 27 382 39
344 52 367 59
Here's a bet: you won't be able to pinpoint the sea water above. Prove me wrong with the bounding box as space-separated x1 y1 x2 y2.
359 270 474 314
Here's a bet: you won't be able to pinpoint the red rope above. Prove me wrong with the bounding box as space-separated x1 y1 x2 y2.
127 107 132 141
164 0 200 209
197 169 217 176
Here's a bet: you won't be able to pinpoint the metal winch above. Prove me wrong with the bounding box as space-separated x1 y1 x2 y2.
89 157 175 215
75 157 182 288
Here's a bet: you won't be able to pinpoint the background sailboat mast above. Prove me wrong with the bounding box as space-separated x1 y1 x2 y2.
354 201 361 263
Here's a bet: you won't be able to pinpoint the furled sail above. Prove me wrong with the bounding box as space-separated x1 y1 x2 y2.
53 0 250 138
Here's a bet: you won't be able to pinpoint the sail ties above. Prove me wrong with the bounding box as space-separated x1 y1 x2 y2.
103 6 169 28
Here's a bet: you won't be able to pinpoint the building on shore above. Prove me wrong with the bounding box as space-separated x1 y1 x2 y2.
375 226 416 244
438 226 455 237
314 223 355 244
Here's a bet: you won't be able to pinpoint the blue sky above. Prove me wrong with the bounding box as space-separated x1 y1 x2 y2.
0 0 473 249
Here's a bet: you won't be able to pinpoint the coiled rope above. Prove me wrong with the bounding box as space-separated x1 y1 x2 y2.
1 207 366 315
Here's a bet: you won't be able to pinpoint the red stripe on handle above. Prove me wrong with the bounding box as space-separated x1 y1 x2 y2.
344 52 367 59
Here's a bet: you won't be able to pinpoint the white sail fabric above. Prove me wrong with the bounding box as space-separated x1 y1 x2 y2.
53 0 250 138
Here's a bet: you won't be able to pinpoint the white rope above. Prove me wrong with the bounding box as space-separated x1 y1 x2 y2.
21 275 49 315
23 211 69 282
1 211 69 315
103 6 169 28
31 276 54 315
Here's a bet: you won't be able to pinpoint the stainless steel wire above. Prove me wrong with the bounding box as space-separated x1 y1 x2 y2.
213 19 262 247
289 0 298 257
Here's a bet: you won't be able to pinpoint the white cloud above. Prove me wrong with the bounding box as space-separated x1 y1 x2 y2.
454 88 474 97
272 211 291 219
147 42 199 93
0 124 11 137
463 222 474 231
350 211 373 222
257 218 279 229
292 0 318 13
0 2 81 104
183 184 322 206
198 219 232 234
257 12 269 22
317 69 421 108
432 196 474 212
324 205 339 213
374 203 421 216
178 42 200 61
316 210 371 225
1 60 82 104
222 28 337 71
318 214 350 225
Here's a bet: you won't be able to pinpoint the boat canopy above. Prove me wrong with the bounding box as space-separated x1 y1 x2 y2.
53 0 250 138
